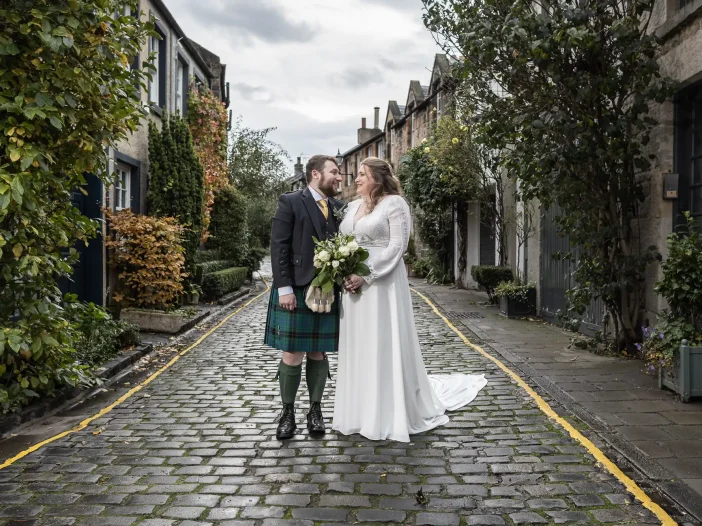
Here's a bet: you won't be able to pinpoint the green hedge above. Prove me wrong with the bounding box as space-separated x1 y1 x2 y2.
195 249 221 264
471 265 514 303
194 259 236 285
202 267 248 299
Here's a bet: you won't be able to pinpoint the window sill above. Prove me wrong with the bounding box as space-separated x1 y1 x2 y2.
656 0 702 40
150 104 163 118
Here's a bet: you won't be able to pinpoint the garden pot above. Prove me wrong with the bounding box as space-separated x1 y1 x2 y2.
185 293 200 305
658 340 702 402
499 289 536 319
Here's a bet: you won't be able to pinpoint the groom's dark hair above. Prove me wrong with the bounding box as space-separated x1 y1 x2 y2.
306 155 337 182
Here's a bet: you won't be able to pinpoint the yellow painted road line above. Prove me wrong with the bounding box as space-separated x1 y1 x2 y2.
411 287 677 526
0 283 271 471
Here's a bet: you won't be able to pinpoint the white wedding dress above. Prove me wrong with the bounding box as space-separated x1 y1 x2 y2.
332 195 487 442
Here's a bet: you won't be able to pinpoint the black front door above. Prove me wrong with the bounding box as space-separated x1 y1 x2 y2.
58 175 104 305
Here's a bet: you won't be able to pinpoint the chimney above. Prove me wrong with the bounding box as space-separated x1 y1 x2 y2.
374 107 380 129
358 109 379 145
294 157 303 178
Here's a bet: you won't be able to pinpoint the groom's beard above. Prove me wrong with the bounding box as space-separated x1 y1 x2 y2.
318 180 340 198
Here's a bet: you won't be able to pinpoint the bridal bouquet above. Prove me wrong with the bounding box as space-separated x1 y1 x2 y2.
305 234 370 312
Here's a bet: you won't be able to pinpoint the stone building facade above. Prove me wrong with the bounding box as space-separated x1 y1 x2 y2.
65 0 229 306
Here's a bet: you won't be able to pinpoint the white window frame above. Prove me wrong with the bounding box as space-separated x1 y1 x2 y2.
389 127 394 162
378 140 385 160
114 162 131 211
148 35 160 106
176 59 185 115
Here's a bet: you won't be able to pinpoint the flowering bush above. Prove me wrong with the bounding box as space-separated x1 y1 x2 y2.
641 212 702 371
187 83 229 240
639 317 702 371
495 280 536 303
311 234 370 294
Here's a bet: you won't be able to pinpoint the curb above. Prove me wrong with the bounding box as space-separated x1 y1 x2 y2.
418 286 702 523
0 343 153 436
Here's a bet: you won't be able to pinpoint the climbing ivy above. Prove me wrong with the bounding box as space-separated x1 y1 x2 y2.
0 0 154 412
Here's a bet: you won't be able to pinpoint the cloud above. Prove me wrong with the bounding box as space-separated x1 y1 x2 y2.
332 67 387 90
174 0 317 45
230 83 274 103
165 0 441 172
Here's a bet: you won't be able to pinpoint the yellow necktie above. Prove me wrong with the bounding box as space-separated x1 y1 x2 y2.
317 199 329 220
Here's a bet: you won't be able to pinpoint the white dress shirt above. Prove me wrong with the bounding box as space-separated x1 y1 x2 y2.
278 186 328 297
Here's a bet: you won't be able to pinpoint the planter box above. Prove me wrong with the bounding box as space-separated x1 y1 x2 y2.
121 308 205 335
499 289 536 318
658 341 702 402
184 293 200 305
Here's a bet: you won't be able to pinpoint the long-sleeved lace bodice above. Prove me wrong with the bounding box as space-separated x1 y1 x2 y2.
339 195 411 285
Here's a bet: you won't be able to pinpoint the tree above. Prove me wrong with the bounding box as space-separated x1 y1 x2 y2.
424 0 674 347
186 82 228 240
228 117 290 198
228 118 290 252
147 115 204 278
0 0 153 411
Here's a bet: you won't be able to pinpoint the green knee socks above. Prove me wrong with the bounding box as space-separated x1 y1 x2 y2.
278 362 302 405
306 357 329 403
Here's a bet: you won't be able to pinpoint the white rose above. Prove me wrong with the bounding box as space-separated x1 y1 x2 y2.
332 260 340 268
318 250 330 262
347 241 359 252
314 260 323 268
339 246 350 257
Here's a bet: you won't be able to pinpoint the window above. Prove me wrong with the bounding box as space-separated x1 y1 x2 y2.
410 113 415 148
114 162 131 211
388 127 394 162
437 92 443 120
674 81 702 227
148 28 166 110
679 0 694 9
366 146 372 159
175 55 189 115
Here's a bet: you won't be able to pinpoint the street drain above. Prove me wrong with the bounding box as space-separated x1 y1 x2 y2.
444 311 484 320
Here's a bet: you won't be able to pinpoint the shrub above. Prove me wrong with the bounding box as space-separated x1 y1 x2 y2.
202 267 248 299
194 260 236 285
641 212 702 369
242 247 268 277
471 265 514 303
105 210 187 310
247 196 276 250
64 299 140 367
148 116 204 277
0 1 153 414
655 212 702 328
207 186 249 265
195 249 221 264
495 280 536 303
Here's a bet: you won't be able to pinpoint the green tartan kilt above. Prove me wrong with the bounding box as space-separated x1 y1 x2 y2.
264 286 340 353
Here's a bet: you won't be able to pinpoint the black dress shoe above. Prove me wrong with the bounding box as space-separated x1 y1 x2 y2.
276 404 296 440
307 402 326 434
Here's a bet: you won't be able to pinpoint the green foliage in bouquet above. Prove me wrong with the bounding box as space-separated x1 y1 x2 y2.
311 234 370 294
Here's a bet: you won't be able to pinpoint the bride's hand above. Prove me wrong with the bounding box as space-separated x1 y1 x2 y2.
344 274 365 293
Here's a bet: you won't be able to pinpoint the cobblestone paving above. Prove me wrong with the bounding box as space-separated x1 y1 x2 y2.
0 288 667 525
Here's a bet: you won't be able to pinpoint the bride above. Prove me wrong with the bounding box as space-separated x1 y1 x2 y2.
332 157 487 443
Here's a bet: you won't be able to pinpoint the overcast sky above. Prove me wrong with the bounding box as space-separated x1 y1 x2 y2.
166 0 440 172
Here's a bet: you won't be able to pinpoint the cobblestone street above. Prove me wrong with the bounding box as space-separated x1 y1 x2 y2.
0 280 689 525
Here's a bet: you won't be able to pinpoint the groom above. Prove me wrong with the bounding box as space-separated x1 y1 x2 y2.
265 154 343 440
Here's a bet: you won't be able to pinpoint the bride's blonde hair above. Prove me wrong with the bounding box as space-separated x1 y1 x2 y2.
360 157 401 212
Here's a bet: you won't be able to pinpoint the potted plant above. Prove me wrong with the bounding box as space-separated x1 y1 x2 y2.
185 284 202 305
495 279 536 318
641 212 702 402
471 265 514 304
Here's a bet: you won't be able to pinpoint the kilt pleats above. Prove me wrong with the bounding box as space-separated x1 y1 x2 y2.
264 286 339 353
